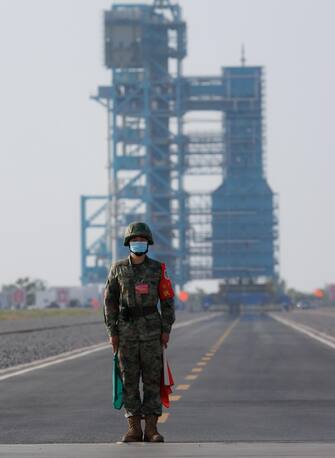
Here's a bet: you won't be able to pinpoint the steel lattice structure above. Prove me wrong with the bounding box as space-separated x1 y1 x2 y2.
80 0 279 290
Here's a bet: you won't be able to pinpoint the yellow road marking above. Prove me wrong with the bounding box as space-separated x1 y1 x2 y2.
176 384 190 390
185 374 198 380
158 413 169 423
159 318 240 427
169 395 181 401
213 318 239 348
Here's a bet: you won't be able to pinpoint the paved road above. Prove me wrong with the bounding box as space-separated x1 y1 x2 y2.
1 311 335 455
2 442 335 458
279 307 335 338
0 309 210 369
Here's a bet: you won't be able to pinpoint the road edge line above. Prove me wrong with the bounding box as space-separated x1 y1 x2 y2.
269 313 335 351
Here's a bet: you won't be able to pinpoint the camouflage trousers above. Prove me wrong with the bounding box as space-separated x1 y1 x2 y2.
118 338 163 418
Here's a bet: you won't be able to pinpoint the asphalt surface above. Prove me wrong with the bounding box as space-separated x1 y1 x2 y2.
1 310 335 456
0 311 105 369
0 310 207 369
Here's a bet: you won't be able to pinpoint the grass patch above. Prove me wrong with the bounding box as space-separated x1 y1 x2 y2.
0 308 101 321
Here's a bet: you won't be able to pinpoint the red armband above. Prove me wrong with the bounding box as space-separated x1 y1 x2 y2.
158 263 174 300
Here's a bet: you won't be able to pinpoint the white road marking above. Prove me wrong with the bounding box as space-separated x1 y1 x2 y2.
173 312 223 330
0 313 223 382
0 343 109 382
270 313 335 351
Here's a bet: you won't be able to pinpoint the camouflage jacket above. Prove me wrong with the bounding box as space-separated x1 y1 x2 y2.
104 255 175 341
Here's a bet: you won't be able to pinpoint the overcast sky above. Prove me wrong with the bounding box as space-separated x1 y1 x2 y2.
0 0 334 292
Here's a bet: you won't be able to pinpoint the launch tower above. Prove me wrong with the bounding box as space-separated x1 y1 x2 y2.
81 0 278 293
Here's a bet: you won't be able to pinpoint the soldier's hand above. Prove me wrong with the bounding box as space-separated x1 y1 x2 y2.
109 336 119 353
161 333 170 348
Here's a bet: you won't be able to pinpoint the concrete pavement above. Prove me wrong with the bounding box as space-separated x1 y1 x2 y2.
2 442 335 458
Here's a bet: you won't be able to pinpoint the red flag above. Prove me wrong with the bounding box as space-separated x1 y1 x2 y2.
160 349 175 408
158 263 175 300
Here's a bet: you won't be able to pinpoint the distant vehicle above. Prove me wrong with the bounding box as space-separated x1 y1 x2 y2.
46 302 60 309
296 301 312 310
68 299 81 308
202 295 213 311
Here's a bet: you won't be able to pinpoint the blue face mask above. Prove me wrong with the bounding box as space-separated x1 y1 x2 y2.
129 241 148 256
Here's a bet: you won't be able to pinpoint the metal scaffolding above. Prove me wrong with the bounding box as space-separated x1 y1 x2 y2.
81 0 278 289
81 1 187 286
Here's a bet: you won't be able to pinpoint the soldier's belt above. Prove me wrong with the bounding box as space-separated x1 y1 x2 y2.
121 305 157 320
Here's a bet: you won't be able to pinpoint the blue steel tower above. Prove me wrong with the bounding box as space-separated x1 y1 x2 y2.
212 66 278 284
81 0 187 285
81 1 279 296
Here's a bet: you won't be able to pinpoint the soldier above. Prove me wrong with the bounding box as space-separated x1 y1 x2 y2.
104 222 175 443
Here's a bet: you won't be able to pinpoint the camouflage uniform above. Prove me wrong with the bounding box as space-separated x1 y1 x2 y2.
104 254 175 418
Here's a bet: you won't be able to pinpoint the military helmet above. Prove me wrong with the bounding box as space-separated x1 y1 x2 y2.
123 221 154 246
